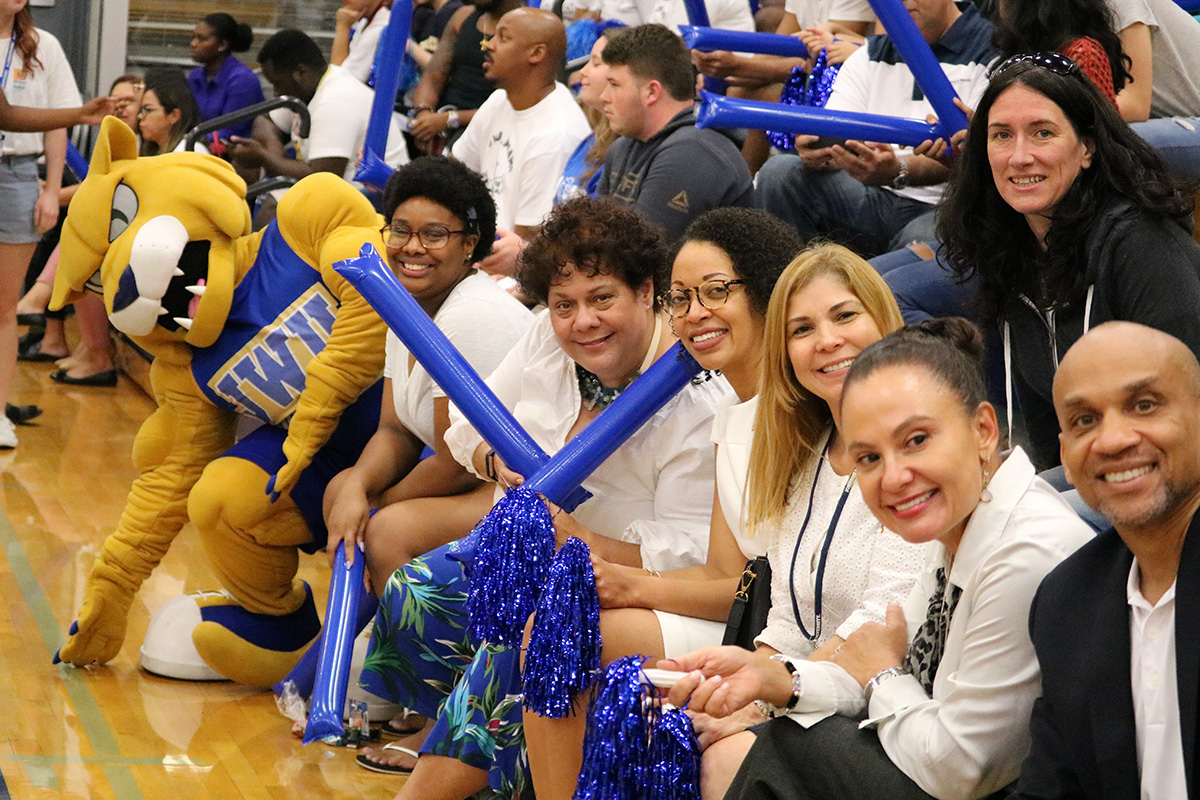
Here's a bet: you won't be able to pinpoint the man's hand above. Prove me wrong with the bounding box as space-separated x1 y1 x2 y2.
913 97 974 165
410 109 449 142
829 603 909 686
692 50 744 80
795 134 839 171
829 140 900 186
228 136 268 170
477 227 526 277
336 6 363 29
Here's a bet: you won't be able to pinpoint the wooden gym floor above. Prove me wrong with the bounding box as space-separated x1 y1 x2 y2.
0 341 401 800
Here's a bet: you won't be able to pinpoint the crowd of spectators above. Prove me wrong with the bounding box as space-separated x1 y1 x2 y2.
17 0 1200 799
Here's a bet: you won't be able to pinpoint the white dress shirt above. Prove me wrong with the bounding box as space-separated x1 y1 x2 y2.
1127 561 1188 800
444 311 728 570
778 448 1093 800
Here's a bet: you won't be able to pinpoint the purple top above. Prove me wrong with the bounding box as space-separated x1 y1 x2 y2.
187 55 266 142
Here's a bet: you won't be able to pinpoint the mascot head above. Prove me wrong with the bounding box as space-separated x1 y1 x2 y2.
54 117 252 351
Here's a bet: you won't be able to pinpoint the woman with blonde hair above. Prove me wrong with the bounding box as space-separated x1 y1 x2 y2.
587 243 918 800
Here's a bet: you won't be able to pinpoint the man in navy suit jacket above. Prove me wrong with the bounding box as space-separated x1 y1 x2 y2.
1014 321 1200 800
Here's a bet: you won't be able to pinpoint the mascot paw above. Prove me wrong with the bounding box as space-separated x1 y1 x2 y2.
139 593 233 681
55 594 131 667
191 584 321 688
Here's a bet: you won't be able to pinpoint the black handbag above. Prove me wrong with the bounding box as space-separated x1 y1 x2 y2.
721 555 772 650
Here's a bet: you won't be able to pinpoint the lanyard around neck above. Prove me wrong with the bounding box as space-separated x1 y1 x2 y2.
788 442 857 642
0 32 18 154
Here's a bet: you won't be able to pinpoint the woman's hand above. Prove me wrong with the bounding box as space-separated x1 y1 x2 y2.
590 555 645 608
659 646 791 719
688 704 767 750
829 603 909 686
34 187 59 234
325 477 371 568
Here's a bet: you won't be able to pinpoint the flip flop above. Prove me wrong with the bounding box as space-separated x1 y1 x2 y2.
6 403 42 425
381 712 427 738
355 743 419 775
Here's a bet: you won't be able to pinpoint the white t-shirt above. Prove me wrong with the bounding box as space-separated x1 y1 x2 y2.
648 0 754 32
826 32 991 205
2 29 80 156
343 5 391 85
1108 0 1200 117
272 64 409 181
783 0 875 28
383 272 533 448
452 83 591 230
444 311 729 570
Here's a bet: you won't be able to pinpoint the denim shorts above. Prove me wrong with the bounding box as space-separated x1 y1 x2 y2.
0 154 42 244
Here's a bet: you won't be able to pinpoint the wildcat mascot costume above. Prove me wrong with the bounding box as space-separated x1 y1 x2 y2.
51 117 387 687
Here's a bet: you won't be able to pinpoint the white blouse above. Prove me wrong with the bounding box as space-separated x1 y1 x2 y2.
444 311 729 570
756 430 928 674
783 448 1094 800
384 272 532 448
710 391 757 557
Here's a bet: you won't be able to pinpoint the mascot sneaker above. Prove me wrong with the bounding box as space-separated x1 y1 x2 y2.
191 583 322 688
140 592 230 681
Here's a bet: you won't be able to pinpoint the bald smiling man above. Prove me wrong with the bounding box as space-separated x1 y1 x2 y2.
451 6 591 278
1011 322 1200 800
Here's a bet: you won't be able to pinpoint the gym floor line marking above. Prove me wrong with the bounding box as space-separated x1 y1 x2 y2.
0 506 146 799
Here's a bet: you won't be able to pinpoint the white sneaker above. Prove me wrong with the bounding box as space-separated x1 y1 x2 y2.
0 417 16 449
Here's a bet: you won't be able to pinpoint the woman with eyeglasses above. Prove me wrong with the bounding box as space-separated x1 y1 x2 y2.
323 156 531 584
938 54 1200 469
137 69 205 156
523 206 803 798
665 318 1093 800
353 197 725 794
528 240 930 800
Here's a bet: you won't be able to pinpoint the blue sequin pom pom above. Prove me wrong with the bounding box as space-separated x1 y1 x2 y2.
523 537 603 718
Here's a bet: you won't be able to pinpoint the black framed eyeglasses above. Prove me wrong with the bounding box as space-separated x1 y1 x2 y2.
382 224 469 250
661 279 747 318
993 52 1081 79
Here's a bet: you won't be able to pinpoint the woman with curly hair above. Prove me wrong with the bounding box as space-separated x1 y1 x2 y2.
354 197 727 799
523 206 806 799
938 54 1200 468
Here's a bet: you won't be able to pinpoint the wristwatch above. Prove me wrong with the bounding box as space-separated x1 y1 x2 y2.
445 109 462 130
891 156 911 189
754 654 803 719
864 666 907 703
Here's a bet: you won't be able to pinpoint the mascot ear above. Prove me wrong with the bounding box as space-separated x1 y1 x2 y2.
90 116 139 176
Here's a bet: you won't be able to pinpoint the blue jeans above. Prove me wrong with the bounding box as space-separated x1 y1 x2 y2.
869 243 982 324
1132 117 1200 183
756 154 938 257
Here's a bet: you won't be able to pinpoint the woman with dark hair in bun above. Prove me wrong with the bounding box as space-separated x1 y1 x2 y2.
188 12 265 144
666 318 1094 800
